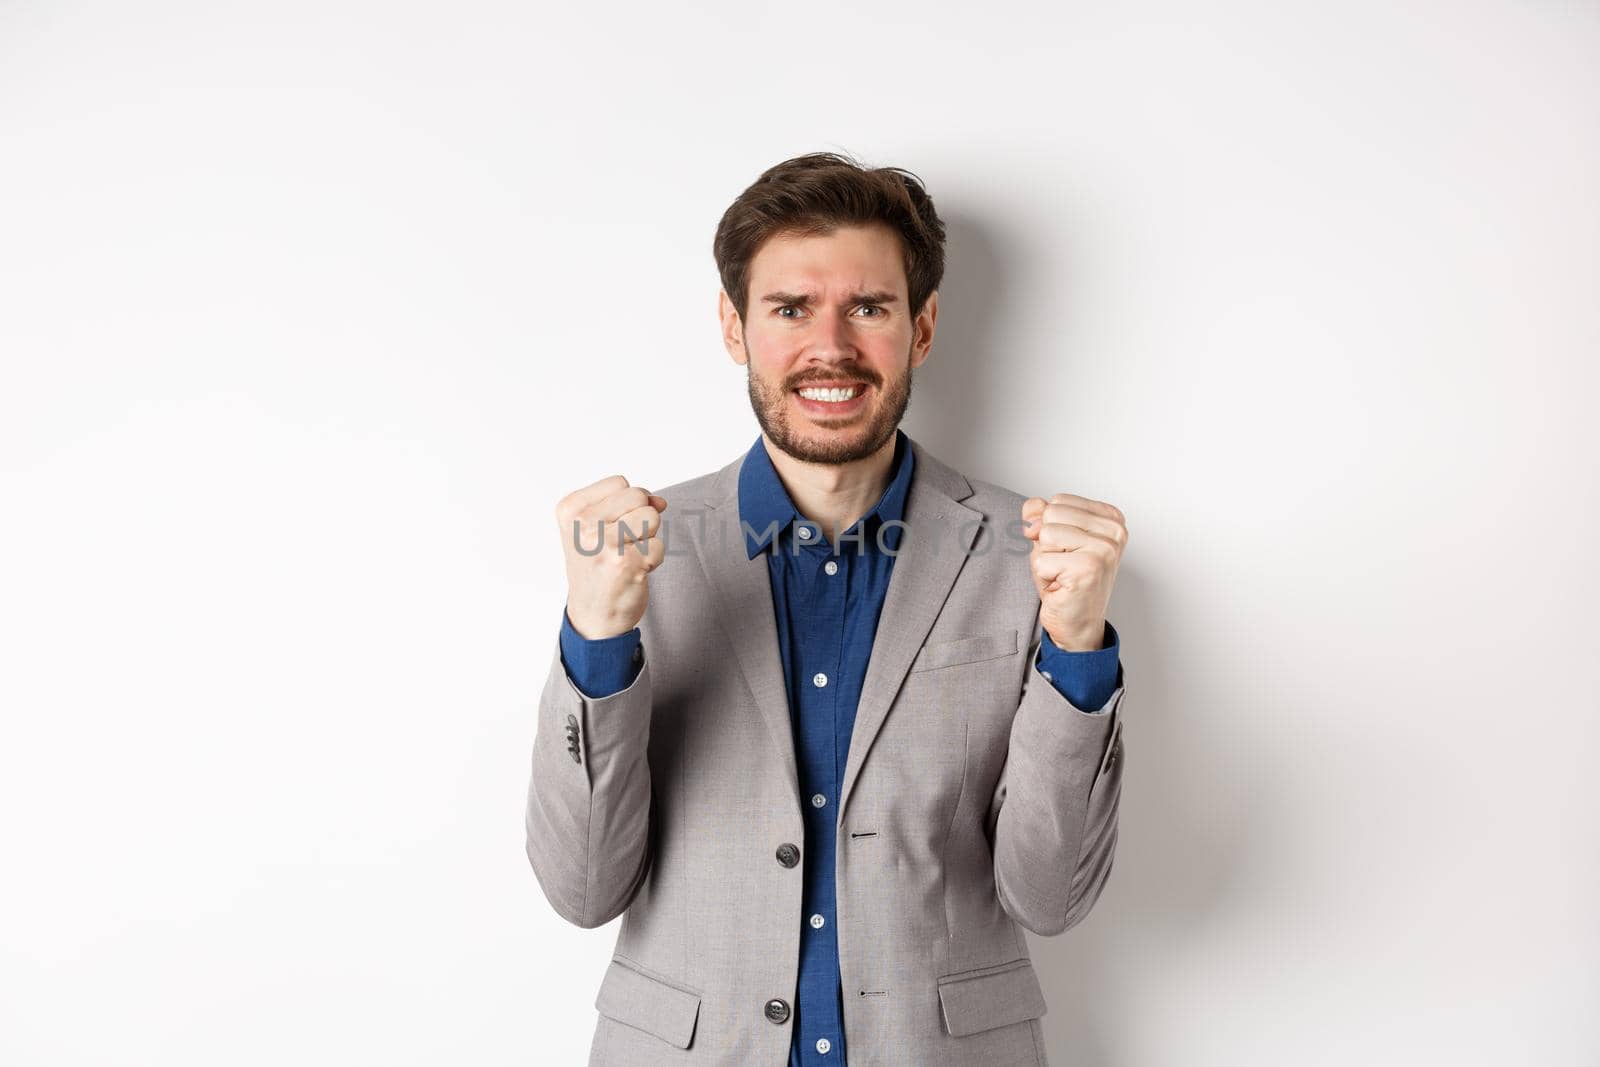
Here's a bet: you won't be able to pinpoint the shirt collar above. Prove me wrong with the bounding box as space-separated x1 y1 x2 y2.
737 428 915 559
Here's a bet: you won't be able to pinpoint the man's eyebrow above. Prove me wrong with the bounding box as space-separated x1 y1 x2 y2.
759 290 901 306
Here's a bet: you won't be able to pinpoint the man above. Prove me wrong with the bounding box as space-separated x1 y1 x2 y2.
525 152 1128 1066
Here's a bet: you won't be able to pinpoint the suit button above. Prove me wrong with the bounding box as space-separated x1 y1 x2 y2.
764 997 790 1024
775 842 800 868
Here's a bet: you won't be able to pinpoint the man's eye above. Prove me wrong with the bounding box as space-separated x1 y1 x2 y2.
856 305 883 317
777 306 802 319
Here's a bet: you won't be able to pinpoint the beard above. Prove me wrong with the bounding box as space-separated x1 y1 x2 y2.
745 341 915 466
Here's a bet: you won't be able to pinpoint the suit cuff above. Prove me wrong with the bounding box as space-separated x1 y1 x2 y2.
1034 619 1121 713
559 605 643 700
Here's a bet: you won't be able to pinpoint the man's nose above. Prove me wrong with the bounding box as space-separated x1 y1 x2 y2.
809 310 857 361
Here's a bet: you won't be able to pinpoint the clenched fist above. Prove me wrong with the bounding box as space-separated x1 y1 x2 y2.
1020 493 1128 652
556 476 669 640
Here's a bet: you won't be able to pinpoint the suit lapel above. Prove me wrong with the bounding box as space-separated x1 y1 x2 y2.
694 459 801 810
837 440 980 824
691 436 982 825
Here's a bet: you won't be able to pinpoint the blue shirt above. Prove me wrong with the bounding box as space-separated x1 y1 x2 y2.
558 429 1121 1065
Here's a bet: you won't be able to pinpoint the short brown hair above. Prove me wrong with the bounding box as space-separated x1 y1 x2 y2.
713 151 947 323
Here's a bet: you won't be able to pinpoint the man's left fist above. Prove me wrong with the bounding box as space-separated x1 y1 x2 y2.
1020 493 1128 652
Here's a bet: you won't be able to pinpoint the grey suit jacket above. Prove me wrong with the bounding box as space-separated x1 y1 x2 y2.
525 436 1127 1066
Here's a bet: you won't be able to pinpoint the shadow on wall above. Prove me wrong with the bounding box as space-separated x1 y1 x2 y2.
907 210 1283 1065
901 209 1012 466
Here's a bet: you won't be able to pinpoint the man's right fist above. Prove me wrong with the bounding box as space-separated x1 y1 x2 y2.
556 475 669 640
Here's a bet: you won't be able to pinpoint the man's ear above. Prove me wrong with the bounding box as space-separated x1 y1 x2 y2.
910 289 938 369
718 290 747 366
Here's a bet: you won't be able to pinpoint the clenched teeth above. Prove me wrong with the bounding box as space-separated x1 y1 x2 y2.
797 386 863 402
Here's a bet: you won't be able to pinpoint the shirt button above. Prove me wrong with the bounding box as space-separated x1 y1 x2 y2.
764 997 790 1024
811 793 826 808
797 525 813 540
823 560 838 575
816 1037 832 1054
812 672 827 688
1041 670 1054 682
809 913 825 929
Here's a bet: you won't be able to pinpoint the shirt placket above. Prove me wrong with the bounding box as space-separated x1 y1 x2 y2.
795 533 847 1064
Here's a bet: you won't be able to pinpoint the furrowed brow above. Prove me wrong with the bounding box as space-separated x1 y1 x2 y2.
759 290 900 306
761 291 816 307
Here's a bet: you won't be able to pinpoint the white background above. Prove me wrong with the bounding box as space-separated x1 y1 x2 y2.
2 2 1596 1064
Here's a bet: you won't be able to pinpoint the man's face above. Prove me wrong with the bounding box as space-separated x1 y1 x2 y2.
720 222 937 465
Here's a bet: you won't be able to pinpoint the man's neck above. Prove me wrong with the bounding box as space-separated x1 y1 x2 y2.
760 431 898 549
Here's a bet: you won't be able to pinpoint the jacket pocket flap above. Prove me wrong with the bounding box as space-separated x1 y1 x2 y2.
910 629 1019 673
594 955 702 1049
936 958 1048 1037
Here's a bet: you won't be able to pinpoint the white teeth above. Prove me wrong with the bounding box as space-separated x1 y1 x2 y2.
797 386 861 402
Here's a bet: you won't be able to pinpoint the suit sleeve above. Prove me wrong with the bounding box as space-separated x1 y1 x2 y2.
986 617 1126 936
525 620 654 929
